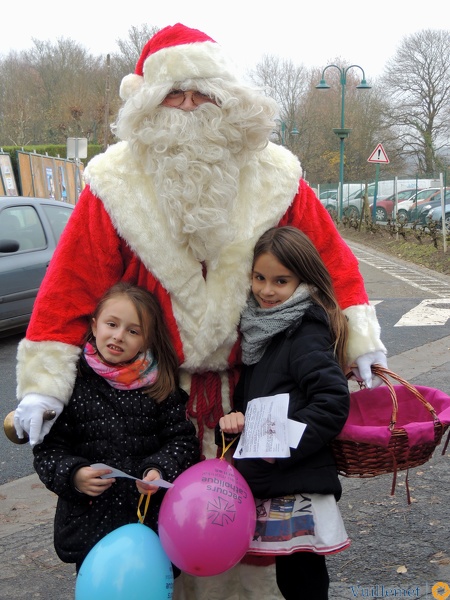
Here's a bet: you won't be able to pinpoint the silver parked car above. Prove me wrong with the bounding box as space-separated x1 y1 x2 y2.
407 189 450 224
427 202 450 230
0 197 74 335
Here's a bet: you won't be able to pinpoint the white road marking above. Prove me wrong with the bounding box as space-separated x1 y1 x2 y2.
348 244 450 298
394 299 450 326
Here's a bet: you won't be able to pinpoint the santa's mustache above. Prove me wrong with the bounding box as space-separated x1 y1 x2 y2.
134 103 244 160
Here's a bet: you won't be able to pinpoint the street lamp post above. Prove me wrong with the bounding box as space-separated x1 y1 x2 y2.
274 119 299 147
316 64 371 220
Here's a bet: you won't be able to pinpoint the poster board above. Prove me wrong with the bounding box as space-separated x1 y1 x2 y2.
42 156 57 199
17 152 34 197
16 151 84 204
56 162 69 201
0 153 19 196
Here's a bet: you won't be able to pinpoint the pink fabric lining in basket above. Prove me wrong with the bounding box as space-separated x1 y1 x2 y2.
337 385 450 448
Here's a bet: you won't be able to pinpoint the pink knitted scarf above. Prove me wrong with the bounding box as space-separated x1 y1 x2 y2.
83 342 158 390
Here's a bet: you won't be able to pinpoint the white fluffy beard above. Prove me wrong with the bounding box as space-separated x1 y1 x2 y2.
128 104 250 264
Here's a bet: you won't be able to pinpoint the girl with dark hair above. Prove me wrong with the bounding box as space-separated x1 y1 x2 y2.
219 226 351 600
33 282 200 573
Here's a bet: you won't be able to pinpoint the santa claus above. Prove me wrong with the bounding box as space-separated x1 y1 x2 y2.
15 23 386 600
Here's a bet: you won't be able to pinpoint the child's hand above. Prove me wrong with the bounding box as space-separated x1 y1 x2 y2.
136 469 161 496
74 466 115 496
219 412 245 435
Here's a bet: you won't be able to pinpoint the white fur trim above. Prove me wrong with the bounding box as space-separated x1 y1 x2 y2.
343 304 387 364
85 141 301 371
120 73 144 101
16 339 81 404
142 41 238 87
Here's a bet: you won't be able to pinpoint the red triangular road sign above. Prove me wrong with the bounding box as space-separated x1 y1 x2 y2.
367 143 389 163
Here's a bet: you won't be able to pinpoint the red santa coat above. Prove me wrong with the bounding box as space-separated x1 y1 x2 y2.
17 141 383 456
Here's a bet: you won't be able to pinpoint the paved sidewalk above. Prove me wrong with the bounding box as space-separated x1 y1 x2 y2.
1 337 449 599
0 474 76 598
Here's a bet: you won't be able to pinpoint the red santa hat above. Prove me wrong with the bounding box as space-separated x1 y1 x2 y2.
120 23 239 100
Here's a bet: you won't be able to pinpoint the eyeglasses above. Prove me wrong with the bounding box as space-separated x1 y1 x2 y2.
162 89 215 107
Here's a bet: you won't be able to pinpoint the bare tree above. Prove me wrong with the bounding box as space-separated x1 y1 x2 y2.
0 27 161 148
100 24 161 141
382 29 450 175
0 51 42 146
249 55 307 151
110 24 160 83
0 39 113 146
250 55 396 185
24 38 106 144
340 75 405 181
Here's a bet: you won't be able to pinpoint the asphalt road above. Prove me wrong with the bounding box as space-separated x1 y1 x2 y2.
0 331 32 484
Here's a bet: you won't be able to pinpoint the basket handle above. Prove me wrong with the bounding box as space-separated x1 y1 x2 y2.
369 364 439 430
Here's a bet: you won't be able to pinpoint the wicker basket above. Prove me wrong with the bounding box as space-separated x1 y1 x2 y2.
331 366 450 488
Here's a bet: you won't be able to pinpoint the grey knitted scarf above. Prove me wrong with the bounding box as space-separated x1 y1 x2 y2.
240 283 312 365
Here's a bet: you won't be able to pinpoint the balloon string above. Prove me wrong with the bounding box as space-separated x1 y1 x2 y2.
137 493 151 524
220 430 239 459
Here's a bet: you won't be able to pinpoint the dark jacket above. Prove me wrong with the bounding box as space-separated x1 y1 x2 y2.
218 304 349 500
33 359 200 566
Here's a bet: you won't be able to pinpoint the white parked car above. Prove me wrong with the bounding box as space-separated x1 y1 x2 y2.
319 189 338 201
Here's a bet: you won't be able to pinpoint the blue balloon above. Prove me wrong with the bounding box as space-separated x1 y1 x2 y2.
75 523 173 600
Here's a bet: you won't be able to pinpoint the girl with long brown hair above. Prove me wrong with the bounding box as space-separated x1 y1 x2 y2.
219 226 351 600
33 282 199 574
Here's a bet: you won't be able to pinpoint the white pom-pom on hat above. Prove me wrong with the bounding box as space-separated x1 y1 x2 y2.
119 73 144 101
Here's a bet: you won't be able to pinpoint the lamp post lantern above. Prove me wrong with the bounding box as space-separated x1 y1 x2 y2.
316 64 371 220
274 119 299 147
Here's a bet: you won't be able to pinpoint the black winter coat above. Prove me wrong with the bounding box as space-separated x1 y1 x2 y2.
220 304 349 500
33 360 200 566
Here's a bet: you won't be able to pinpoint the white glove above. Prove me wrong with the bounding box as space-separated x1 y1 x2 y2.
14 393 64 447
353 350 388 389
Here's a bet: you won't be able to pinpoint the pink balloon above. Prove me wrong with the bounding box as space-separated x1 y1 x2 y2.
158 458 256 576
